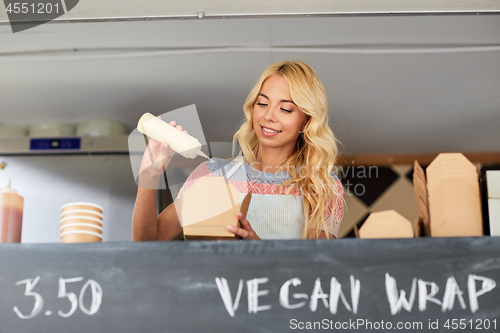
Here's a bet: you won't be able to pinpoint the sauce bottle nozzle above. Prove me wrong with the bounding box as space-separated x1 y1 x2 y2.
197 151 210 160
2 180 18 194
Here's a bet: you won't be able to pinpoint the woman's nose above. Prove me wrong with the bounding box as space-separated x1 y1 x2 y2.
263 105 278 121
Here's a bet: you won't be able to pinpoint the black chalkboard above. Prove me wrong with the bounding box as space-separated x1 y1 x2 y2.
1 237 500 332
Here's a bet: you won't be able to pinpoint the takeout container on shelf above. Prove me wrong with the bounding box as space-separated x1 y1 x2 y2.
76 119 127 137
60 222 103 233
60 209 103 220
29 122 75 137
358 210 415 239
60 202 103 214
413 153 483 237
60 202 103 243
60 216 103 227
60 230 102 243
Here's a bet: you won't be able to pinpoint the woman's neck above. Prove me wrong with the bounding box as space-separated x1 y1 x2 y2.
254 147 292 173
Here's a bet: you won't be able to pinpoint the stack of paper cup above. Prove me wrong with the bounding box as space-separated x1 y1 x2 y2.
60 202 103 243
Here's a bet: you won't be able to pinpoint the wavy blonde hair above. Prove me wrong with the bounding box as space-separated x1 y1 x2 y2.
233 60 342 239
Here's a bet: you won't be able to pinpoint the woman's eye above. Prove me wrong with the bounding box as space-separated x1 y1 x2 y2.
256 103 267 107
281 108 292 113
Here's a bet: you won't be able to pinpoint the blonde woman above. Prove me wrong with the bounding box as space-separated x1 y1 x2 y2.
133 60 343 241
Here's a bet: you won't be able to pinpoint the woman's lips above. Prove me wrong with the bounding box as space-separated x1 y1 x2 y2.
260 125 281 137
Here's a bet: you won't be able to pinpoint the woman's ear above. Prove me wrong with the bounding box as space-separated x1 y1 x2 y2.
303 115 311 131
301 119 308 132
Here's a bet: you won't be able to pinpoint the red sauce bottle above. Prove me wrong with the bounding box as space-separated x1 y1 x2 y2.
0 180 24 243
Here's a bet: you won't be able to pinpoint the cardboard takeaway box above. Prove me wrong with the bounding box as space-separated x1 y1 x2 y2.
357 210 416 239
178 177 252 241
413 153 483 237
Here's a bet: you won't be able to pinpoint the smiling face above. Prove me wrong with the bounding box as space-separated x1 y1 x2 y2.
252 75 307 158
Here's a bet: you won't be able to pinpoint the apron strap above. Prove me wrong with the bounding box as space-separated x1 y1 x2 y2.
226 160 244 180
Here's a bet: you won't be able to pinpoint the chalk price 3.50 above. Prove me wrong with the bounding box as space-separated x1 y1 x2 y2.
13 276 103 319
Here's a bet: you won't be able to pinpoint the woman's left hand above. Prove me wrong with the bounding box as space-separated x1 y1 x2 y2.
227 212 261 240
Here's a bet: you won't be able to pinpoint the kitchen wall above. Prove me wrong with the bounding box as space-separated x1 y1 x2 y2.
0 154 137 243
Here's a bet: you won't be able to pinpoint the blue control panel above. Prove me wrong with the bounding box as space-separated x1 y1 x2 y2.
30 138 81 150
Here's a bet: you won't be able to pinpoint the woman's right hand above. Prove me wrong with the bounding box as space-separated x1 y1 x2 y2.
138 119 187 182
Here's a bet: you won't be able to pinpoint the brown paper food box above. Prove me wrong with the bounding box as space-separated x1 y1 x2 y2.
358 210 415 239
413 161 431 236
413 153 483 237
180 177 252 241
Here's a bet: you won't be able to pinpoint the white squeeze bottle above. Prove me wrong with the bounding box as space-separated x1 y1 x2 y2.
137 112 209 159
